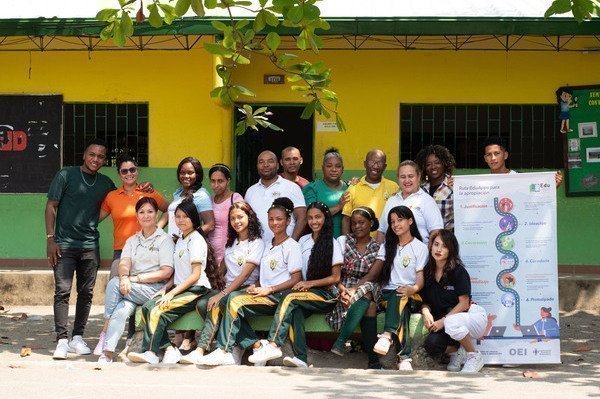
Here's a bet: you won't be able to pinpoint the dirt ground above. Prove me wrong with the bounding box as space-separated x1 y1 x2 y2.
0 305 598 377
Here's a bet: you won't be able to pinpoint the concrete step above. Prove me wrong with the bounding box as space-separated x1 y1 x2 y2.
1 267 599 311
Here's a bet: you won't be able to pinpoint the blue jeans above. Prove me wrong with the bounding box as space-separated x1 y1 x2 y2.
103 277 163 352
53 247 100 341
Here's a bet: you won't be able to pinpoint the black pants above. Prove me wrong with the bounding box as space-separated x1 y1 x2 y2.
423 329 460 357
53 247 100 341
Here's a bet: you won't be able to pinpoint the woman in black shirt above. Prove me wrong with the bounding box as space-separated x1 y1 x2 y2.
421 230 487 373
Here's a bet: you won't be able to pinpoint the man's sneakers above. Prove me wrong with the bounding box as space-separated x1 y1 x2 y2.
53 339 69 360
398 358 413 371
198 349 235 366
68 335 91 355
248 343 282 364
180 348 204 365
283 356 308 368
447 346 467 372
162 346 182 364
127 350 160 365
461 352 484 373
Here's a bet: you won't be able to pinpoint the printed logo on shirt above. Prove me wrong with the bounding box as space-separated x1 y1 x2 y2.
445 285 455 291
178 249 185 258
272 191 281 197
384 192 390 200
269 258 278 271
402 256 411 268
237 255 244 267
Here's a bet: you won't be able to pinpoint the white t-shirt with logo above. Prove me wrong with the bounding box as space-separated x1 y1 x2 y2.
223 238 265 287
298 234 344 280
259 237 303 287
376 238 428 290
173 230 211 288
378 189 443 243
244 176 306 244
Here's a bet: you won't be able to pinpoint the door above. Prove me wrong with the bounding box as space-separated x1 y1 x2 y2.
234 104 314 194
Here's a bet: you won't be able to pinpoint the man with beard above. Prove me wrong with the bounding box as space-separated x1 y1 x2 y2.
245 150 307 244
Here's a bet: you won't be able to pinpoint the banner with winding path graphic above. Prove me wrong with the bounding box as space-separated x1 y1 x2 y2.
455 172 560 364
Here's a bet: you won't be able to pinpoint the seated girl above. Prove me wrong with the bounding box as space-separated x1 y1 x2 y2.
127 199 221 364
361 205 428 370
96 197 174 364
328 206 383 369
199 197 302 366
181 201 264 364
247 201 342 368
421 229 487 373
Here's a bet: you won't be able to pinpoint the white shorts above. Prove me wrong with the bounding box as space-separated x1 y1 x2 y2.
444 304 487 341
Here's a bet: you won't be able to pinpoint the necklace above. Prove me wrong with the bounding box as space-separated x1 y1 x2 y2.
80 168 97 187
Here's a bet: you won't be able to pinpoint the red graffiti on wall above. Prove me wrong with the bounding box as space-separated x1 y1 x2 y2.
0 129 28 151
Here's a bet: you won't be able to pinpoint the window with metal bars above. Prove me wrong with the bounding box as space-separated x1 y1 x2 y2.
63 103 149 167
400 104 563 169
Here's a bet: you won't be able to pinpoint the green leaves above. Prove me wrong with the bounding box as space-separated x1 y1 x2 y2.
545 0 600 21
175 0 192 16
191 0 205 16
147 3 163 28
235 105 283 136
266 32 281 51
96 9 119 22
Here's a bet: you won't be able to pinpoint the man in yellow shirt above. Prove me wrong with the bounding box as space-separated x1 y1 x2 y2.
341 149 399 236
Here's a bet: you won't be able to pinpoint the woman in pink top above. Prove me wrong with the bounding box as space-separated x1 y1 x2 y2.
208 164 243 265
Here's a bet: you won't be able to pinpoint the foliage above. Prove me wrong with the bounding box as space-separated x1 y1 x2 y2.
545 0 600 22
97 0 344 134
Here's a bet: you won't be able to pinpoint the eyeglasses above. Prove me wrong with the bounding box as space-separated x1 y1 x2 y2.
120 167 138 175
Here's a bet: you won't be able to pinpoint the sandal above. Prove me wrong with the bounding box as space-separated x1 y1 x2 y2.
373 334 392 355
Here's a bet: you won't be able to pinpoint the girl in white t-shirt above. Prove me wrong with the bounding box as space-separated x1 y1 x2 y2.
127 199 221 365
358 205 428 371
248 201 343 368
181 201 265 364
199 197 302 366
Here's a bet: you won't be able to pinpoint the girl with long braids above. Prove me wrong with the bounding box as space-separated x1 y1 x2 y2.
247 201 342 368
421 229 487 373
127 199 222 364
199 197 302 366
328 206 383 369
181 201 264 364
359 205 428 370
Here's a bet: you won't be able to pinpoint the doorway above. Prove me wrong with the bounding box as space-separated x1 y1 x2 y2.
234 104 314 194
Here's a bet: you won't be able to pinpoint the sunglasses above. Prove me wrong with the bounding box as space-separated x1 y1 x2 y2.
119 167 138 175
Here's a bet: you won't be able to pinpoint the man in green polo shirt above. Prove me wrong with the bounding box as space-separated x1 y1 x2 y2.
45 138 116 360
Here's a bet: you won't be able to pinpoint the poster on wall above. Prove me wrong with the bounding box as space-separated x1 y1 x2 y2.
0 95 62 193
455 172 560 365
556 84 600 196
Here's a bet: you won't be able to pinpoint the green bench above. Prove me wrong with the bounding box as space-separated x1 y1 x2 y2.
134 308 429 341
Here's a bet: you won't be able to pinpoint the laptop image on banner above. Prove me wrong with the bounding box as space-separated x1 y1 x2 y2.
488 326 507 337
520 325 539 337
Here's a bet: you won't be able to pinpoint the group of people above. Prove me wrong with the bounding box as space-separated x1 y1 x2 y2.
45 137 562 373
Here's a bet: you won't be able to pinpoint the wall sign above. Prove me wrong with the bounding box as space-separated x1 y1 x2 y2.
0 95 62 193
264 74 284 84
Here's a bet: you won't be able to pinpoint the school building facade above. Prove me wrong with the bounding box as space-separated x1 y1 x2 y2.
0 13 599 270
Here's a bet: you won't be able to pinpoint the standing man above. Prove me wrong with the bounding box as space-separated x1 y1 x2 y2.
280 146 310 188
341 149 399 236
46 138 116 360
245 150 307 244
483 136 563 187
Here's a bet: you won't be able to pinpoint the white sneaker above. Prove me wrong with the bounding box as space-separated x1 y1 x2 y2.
127 350 159 364
97 353 113 365
180 349 203 365
248 343 282 363
447 346 467 372
53 339 69 360
251 340 268 367
162 346 182 364
68 335 91 355
198 349 235 366
93 331 106 356
373 334 392 355
283 356 308 368
398 358 413 371
461 352 484 373
232 345 245 365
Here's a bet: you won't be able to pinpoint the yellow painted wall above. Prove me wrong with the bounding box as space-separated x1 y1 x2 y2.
233 50 600 170
0 44 228 167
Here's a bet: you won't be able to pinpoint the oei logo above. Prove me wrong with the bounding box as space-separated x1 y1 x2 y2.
529 183 551 192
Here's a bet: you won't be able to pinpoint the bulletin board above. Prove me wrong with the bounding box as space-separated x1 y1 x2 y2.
558 85 600 196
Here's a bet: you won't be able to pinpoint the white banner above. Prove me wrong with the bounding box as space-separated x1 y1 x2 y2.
455 172 560 364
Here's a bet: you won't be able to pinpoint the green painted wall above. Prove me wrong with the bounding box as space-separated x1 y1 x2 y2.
1 167 597 266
